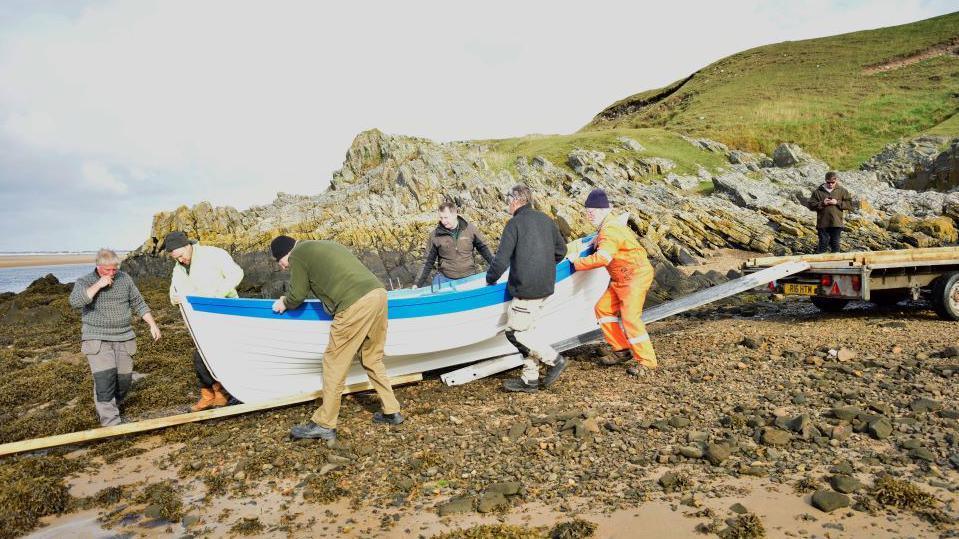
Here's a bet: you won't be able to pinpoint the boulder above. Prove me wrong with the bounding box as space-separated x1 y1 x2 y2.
773 143 816 167
811 489 850 512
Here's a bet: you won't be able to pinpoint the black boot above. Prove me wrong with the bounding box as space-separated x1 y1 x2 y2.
290 421 336 441
598 349 632 366
503 378 539 393
373 411 405 425
541 355 568 388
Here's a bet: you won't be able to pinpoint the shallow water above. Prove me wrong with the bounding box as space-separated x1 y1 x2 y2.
0 263 92 293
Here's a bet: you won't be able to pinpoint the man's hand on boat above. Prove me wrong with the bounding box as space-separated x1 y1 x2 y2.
272 297 287 314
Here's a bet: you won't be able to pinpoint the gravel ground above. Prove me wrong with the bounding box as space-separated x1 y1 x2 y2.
2 280 958 538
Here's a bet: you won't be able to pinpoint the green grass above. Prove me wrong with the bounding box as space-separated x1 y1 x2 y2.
925 111 959 137
477 127 729 177
584 11 959 169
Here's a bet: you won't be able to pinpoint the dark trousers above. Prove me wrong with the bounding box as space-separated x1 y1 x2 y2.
193 350 215 388
816 227 842 253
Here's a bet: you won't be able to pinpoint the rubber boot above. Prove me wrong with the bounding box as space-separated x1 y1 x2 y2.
211 382 229 407
191 387 217 412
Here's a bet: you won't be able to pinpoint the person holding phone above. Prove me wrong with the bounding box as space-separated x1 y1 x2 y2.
807 171 853 253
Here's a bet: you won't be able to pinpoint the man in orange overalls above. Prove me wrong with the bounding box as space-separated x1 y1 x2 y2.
571 189 657 376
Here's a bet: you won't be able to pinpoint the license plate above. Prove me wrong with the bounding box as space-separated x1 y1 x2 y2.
784 283 818 296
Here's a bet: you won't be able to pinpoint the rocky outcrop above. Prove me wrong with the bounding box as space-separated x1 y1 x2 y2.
861 135 955 188
125 130 959 299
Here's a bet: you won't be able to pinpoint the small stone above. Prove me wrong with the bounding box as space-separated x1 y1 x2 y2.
761 427 792 446
729 502 748 514
659 472 680 491
233 471 246 481
867 418 893 440
830 475 862 494
740 337 760 349
688 431 709 443
583 418 601 434
437 496 474 516
911 447 936 462
144 504 164 519
831 406 861 421
182 515 200 527
901 438 922 450
811 490 850 513
910 398 942 413
705 443 731 465
836 348 857 361
477 492 509 513
680 446 704 459
508 422 528 441
485 481 521 496
669 416 691 428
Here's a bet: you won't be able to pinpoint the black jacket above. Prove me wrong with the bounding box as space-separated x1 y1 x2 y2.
486 204 567 299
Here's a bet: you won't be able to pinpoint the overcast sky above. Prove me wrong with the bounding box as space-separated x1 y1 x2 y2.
0 1 954 251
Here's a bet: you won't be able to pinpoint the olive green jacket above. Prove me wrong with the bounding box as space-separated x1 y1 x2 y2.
806 184 853 229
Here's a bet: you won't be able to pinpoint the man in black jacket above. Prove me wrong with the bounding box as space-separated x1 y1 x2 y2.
486 184 569 393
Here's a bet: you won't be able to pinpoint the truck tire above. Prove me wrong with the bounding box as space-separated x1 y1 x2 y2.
931 272 959 321
870 290 909 306
810 296 850 312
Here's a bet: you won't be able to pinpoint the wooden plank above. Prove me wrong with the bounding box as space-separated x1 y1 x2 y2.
746 246 959 268
0 373 422 458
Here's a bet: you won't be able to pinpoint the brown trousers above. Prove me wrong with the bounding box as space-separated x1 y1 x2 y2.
312 288 400 428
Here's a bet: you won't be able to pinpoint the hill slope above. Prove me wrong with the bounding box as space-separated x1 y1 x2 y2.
584 11 959 169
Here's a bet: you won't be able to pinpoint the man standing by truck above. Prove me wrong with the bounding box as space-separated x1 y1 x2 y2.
807 171 854 253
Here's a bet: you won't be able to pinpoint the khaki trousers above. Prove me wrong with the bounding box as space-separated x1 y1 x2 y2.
505 297 559 383
312 288 400 428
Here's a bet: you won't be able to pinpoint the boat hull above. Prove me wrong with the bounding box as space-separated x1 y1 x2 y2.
182 243 609 403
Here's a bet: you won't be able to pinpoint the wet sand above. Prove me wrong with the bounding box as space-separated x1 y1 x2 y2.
0 254 97 269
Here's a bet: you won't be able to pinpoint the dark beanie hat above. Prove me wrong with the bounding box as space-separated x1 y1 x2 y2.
585 188 610 209
270 235 296 260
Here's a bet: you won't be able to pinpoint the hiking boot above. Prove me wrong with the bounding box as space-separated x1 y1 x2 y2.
191 387 217 412
290 421 336 441
373 411 405 425
211 382 229 407
541 355 568 388
598 349 632 366
502 378 539 393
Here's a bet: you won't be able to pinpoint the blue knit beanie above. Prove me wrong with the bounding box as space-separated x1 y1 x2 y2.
584 188 610 209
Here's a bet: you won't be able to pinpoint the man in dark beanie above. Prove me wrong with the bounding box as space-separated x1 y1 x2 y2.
569 188 658 377
163 230 244 410
270 235 402 441
806 171 853 253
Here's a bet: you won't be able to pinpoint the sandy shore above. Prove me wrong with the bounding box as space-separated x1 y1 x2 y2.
0 254 97 269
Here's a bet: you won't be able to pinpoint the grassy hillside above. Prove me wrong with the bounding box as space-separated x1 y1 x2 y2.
584 12 959 169
479 128 728 177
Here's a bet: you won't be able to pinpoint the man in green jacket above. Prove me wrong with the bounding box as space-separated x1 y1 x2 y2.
270 236 403 441
806 171 854 253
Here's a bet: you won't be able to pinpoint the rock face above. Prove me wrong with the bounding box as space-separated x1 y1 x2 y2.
861 135 957 190
124 130 959 297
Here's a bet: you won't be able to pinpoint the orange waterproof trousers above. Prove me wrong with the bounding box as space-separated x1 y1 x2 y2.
594 264 657 368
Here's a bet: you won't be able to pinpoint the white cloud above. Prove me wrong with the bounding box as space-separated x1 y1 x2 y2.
0 0 954 250
81 160 127 194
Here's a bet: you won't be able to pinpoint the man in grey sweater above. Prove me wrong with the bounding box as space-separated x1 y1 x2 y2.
69 249 161 426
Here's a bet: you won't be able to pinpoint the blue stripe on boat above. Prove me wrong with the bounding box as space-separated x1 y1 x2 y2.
188 256 582 321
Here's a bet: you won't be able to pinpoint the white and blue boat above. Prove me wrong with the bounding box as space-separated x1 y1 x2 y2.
180 236 609 403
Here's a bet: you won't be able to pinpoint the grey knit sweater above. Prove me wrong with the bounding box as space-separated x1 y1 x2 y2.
69 270 151 341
